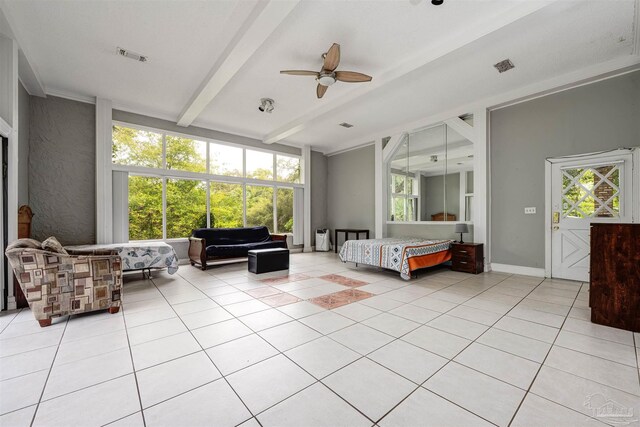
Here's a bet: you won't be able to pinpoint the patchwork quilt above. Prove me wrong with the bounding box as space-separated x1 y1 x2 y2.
66 242 179 274
339 238 452 280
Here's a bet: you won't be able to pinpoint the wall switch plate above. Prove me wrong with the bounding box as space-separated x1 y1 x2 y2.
524 207 536 214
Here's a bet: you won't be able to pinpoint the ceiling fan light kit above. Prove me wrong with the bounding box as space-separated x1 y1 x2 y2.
280 43 373 99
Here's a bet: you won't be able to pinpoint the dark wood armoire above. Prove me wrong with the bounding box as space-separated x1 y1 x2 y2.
589 223 640 332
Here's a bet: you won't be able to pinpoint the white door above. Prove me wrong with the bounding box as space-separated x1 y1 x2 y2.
550 151 634 281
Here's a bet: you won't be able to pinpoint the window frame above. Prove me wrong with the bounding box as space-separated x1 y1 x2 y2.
113 121 301 241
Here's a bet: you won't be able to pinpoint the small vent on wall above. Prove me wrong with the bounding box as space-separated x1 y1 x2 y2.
339 122 354 128
116 47 148 63
494 59 514 73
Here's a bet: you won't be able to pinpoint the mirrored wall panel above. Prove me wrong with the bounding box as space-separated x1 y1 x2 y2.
387 122 474 222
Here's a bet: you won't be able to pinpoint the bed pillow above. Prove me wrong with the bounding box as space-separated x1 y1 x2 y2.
41 236 69 255
5 238 42 251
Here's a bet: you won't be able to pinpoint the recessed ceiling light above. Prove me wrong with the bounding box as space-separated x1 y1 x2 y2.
116 47 148 63
494 59 514 73
339 122 354 128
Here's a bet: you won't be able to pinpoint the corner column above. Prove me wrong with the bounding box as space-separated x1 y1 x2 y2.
96 98 113 244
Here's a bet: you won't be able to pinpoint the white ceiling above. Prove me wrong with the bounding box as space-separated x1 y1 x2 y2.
2 0 638 154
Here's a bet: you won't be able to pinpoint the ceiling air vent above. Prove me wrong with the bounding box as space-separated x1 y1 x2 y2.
494 59 514 73
339 122 354 128
116 47 148 63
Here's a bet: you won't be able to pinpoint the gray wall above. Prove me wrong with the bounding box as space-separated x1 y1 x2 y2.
420 173 460 221
327 145 375 247
310 150 328 246
29 95 96 244
112 110 300 156
18 83 29 206
491 71 640 268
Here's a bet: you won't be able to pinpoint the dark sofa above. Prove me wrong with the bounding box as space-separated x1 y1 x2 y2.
188 226 287 270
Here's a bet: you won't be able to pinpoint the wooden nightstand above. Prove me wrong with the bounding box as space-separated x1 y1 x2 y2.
451 242 484 274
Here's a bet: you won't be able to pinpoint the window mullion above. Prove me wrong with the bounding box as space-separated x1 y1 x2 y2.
162 177 167 240
206 181 211 228
242 184 247 227
273 186 277 233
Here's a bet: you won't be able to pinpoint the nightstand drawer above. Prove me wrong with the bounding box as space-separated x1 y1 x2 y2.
452 248 474 257
450 243 484 274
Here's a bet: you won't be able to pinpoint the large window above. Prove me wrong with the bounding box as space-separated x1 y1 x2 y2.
113 127 162 168
210 143 242 177
113 124 301 240
166 136 206 173
277 188 294 233
210 182 243 228
128 176 162 240
246 185 274 230
246 150 274 180
166 179 207 239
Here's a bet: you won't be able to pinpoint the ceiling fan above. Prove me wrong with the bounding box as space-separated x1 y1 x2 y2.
280 43 372 99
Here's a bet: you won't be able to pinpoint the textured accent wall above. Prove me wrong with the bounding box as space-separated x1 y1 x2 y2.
29 95 96 244
18 83 30 206
491 70 640 268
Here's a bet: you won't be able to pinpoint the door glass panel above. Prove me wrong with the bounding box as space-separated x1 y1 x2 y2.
561 164 621 218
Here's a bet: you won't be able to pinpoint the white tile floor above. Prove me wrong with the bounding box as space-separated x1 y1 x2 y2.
1 252 639 427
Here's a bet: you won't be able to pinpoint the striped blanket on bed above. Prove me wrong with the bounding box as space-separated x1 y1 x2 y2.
339 238 452 280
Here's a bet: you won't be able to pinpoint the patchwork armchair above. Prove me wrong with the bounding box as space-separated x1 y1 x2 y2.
5 238 123 327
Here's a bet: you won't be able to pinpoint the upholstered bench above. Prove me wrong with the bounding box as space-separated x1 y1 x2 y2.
248 248 290 274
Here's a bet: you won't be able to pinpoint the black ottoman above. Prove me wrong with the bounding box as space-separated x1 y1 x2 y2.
248 248 290 274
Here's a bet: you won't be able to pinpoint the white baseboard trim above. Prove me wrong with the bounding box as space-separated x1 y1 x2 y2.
490 263 546 277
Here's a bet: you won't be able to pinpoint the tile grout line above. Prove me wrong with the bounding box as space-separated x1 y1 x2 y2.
28 316 70 427
180 267 550 425
0 308 24 335
366 272 530 425
175 268 395 424
146 274 264 427
505 280 602 426
120 302 149 427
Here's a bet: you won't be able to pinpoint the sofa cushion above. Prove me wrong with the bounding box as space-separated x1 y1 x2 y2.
42 236 69 255
5 238 42 252
193 226 271 246
205 240 286 258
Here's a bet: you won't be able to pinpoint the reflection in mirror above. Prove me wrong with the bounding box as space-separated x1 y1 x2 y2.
387 121 474 223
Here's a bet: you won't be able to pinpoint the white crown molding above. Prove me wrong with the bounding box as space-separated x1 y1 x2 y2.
490 263 546 278
45 88 95 104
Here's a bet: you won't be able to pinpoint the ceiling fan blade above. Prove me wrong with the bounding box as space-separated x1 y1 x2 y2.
323 43 340 72
280 70 319 77
316 84 328 99
335 71 373 83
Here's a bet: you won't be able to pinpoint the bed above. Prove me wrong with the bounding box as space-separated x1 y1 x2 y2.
339 238 453 280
